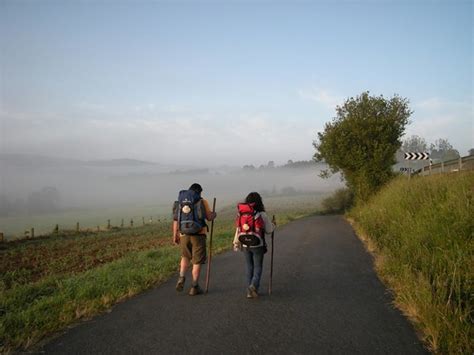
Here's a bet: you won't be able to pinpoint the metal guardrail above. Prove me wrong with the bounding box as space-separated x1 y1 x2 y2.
417 155 474 176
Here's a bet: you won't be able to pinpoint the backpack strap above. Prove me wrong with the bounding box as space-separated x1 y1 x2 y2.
196 198 209 232
254 212 264 233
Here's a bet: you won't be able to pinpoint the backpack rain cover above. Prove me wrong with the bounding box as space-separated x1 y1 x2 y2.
177 189 206 235
236 203 265 247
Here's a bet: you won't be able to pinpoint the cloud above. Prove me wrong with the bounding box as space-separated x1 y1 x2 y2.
414 98 472 111
4 93 470 164
298 87 343 111
406 97 473 154
1 107 316 165
75 102 107 112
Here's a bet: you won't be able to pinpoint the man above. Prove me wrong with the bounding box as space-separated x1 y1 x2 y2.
172 183 216 296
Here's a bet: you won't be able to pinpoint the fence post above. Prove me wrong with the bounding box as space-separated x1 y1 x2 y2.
0 232 4 242
121 219 124 228
107 219 111 229
459 157 462 171
130 219 134 227
76 222 80 232
31 228 35 238
441 161 444 173
54 224 59 235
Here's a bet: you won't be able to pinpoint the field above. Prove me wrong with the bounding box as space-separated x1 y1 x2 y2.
0 203 174 240
349 172 473 353
0 193 325 352
1 191 328 240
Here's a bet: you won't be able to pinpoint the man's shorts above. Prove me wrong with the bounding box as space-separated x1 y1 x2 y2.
179 234 207 265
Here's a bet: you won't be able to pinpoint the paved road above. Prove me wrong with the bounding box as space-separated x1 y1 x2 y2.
40 215 427 354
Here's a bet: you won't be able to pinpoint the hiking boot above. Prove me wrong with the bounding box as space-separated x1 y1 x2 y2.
188 284 203 296
176 276 185 292
248 285 259 298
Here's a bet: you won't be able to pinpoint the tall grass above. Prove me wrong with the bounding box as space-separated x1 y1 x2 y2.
349 172 473 353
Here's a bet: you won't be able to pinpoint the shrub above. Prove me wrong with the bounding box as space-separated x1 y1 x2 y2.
321 188 354 213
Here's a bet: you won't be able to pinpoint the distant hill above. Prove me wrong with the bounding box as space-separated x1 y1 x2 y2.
84 159 157 167
0 154 82 167
0 154 158 167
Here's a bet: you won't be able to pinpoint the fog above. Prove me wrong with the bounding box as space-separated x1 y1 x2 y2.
0 154 343 218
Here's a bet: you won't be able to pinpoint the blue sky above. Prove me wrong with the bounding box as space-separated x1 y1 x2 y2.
1 0 472 165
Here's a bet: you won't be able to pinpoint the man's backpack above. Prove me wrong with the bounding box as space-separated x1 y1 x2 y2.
236 203 265 248
176 190 206 235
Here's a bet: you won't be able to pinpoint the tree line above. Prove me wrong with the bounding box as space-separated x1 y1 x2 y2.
0 186 61 217
242 160 318 171
401 136 464 162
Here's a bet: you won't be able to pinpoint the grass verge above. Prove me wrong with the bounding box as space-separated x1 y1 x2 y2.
348 172 473 354
1 246 179 351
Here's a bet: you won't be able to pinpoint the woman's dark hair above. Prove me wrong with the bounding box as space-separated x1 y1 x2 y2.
245 192 265 212
189 183 203 194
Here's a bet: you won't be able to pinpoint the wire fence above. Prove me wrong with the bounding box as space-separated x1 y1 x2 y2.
0 216 169 243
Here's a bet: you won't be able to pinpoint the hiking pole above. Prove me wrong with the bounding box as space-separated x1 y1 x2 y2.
269 215 276 295
205 197 217 294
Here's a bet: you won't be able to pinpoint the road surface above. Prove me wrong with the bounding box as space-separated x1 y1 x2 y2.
40 215 427 354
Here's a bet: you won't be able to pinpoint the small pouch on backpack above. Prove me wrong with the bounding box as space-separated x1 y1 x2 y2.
238 233 264 247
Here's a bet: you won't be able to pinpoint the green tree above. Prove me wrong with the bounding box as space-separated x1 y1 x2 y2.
429 138 460 161
314 92 412 202
402 135 428 153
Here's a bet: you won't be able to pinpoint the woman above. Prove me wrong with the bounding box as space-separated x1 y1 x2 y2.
233 192 275 298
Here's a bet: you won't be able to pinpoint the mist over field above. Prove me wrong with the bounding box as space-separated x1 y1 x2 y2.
0 154 342 219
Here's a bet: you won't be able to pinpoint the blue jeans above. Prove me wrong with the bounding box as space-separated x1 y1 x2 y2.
243 247 265 290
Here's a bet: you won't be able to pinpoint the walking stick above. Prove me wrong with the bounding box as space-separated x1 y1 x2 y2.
205 197 216 294
269 215 275 295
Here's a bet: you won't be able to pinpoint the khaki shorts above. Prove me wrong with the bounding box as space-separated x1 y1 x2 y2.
180 234 207 265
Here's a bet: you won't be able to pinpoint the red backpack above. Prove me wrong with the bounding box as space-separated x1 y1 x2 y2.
236 203 265 247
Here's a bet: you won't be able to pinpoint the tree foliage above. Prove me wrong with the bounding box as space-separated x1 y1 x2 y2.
401 135 461 163
0 186 61 217
429 138 460 161
282 160 317 169
314 92 412 202
402 135 428 153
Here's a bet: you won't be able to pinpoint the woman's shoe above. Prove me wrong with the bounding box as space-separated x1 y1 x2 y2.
248 285 259 298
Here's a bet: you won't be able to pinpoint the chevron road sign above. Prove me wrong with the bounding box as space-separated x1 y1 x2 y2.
404 152 430 160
